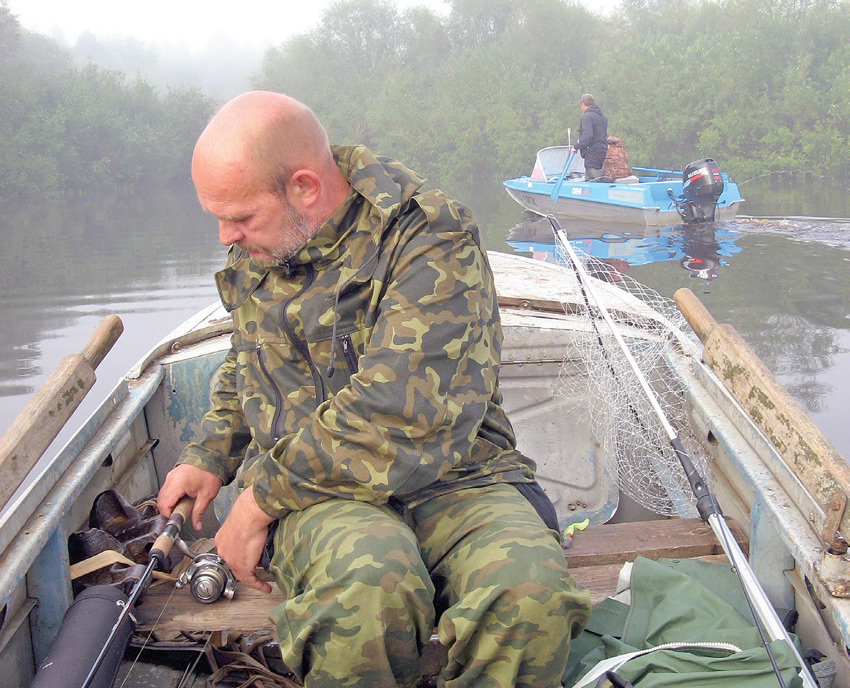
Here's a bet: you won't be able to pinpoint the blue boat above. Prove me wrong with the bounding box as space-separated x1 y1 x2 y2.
503 146 745 226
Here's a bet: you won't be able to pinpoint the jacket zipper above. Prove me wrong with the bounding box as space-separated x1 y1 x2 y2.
278 263 327 407
338 334 358 374
256 345 284 442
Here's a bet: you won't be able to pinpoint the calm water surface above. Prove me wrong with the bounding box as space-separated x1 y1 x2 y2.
1 176 848 466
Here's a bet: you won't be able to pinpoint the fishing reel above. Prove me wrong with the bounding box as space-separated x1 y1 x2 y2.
176 552 237 604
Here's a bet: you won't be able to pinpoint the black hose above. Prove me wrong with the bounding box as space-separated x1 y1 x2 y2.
29 585 135 688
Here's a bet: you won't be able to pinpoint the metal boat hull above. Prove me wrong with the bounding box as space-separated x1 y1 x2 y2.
503 146 744 226
503 177 743 226
1 252 847 687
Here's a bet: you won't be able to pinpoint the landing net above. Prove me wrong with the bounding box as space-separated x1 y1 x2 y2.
554 237 710 518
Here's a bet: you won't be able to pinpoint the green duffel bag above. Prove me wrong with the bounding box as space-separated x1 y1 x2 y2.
564 557 805 688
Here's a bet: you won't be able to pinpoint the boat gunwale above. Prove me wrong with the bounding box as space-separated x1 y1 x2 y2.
0 382 132 554
128 301 231 380
0 367 164 612
675 352 850 643
503 185 744 226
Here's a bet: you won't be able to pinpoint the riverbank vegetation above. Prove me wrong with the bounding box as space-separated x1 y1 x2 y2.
0 3 216 202
1 0 848 202
254 0 849 188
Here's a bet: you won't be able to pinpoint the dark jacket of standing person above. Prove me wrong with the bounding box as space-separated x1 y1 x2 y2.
574 93 608 180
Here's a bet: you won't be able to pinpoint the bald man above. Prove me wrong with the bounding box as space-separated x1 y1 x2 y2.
158 91 589 688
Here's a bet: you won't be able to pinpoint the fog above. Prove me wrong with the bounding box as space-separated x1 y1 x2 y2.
5 0 619 99
5 0 446 98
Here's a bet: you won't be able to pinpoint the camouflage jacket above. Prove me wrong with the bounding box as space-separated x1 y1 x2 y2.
180 145 535 519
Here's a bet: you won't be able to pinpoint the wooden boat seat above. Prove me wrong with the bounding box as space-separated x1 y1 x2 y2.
134 517 747 633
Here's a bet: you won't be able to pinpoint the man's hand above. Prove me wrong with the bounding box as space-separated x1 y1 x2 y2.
214 485 275 594
158 464 223 531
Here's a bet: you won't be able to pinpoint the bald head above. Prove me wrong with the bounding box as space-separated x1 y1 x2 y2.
191 91 350 228
193 91 335 197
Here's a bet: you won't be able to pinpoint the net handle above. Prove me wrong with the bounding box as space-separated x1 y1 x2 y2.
548 215 815 688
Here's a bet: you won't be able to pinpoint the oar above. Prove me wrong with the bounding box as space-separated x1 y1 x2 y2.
0 314 124 511
80 497 194 688
550 149 577 202
548 215 817 688
674 287 850 552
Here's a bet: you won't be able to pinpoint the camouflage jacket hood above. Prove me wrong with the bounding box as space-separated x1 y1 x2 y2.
181 145 534 518
215 145 424 313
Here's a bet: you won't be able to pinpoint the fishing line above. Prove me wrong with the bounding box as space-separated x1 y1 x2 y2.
175 632 213 688
117 579 180 688
548 215 817 688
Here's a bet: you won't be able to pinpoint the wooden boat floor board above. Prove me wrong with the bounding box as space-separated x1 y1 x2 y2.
565 517 747 567
135 518 747 633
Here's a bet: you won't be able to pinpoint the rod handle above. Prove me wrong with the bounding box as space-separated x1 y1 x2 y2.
150 497 194 566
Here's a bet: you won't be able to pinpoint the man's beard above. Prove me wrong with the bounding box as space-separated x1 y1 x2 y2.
239 202 321 269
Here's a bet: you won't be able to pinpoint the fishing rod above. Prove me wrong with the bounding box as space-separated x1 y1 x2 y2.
548 215 818 688
80 497 194 688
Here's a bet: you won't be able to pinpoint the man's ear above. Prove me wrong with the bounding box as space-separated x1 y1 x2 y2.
288 169 321 209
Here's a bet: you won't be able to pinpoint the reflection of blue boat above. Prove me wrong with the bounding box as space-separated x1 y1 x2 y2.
506 215 742 281
503 147 745 226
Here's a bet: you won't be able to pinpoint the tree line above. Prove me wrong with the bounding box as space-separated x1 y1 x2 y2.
1 0 848 204
0 2 216 202
252 0 849 188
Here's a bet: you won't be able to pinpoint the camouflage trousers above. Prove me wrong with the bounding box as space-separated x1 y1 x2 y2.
267 483 591 688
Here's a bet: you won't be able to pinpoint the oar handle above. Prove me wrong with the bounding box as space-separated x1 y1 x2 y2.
676 287 850 547
0 314 124 511
150 497 194 567
673 288 716 342
80 313 124 369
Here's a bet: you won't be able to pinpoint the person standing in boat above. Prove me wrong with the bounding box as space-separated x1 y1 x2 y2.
572 93 608 181
157 91 590 688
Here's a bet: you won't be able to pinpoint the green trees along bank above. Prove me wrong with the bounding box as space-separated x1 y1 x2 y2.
2 0 848 204
0 3 217 202
252 0 850 189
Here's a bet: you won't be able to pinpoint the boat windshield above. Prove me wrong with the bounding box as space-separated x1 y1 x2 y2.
530 146 585 180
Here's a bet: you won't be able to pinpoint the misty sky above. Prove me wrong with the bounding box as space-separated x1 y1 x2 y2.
6 0 447 51
7 0 618 52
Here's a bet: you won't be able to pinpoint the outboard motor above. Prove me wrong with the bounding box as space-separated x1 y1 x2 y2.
668 158 725 223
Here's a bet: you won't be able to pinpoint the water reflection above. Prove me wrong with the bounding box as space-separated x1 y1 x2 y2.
1 181 848 463
0 188 223 439
502 210 850 456
505 212 742 283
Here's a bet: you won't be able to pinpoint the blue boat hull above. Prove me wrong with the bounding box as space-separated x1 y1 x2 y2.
504 164 744 226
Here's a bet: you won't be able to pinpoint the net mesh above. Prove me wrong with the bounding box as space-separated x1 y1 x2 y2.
554 237 710 518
